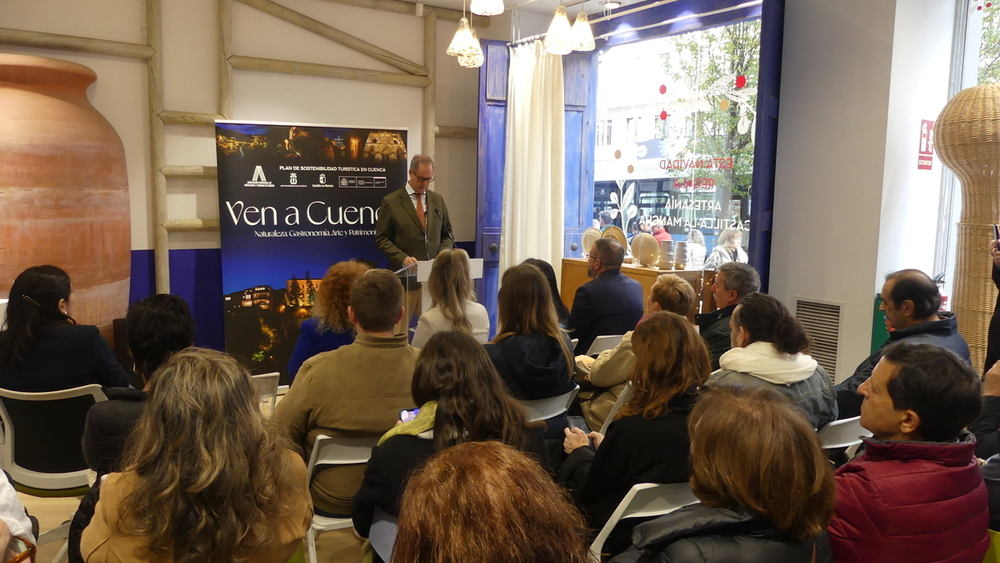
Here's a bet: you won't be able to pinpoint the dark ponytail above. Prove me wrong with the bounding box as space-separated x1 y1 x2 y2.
733 293 810 355
0 265 74 370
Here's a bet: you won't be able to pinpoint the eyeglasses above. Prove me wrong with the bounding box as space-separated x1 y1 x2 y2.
5 537 35 563
410 171 434 184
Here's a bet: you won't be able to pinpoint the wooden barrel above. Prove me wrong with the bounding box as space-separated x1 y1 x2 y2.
0 54 130 342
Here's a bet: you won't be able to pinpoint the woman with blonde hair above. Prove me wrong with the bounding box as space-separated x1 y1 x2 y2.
562 312 710 557
611 385 836 563
579 274 697 430
704 227 748 270
393 441 591 563
81 348 312 563
687 228 707 270
288 260 370 380
411 248 489 348
485 263 575 402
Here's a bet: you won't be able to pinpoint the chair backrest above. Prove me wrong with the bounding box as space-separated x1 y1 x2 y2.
599 381 634 435
586 334 623 356
519 385 580 423
817 416 871 450
0 384 107 490
589 482 698 562
306 434 380 482
251 372 280 417
370 506 398 563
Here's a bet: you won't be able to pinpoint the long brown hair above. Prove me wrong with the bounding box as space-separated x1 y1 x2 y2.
118 348 303 563
427 249 475 333
393 441 591 563
312 260 370 334
689 384 835 541
412 331 529 451
619 312 710 419
493 264 572 378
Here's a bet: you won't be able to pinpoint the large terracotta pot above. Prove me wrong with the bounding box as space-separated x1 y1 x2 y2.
0 54 130 342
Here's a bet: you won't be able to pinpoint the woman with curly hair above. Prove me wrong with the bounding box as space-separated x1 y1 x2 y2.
287 260 370 380
81 347 312 563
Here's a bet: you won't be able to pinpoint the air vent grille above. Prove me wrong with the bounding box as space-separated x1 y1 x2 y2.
796 299 842 383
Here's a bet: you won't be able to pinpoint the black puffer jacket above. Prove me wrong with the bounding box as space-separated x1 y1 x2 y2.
695 304 736 370
609 504 831 563
484 333 575 400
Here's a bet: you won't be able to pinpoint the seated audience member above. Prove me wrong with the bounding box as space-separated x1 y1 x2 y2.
829 342 988 563
566 239 645 355
983 452 1000 531
578 274 696 431
0 474 34 545
612 385 836 563
835 269 969 418
70 294 195 563
696 262 760 370
80 348 312 563
352 331 549 563
708 292 836 430
561 312 710 557
411 249 489 348
485 263 575 402
703 227 748 270
971 360 1000 458
392 441 590 563
686 228 707 270
522 258 570 326
985 238 1000 372
273 269 418 516
288 260 370 381
0 265 129 392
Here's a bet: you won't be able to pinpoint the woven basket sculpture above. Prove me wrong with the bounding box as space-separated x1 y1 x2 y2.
936 83 1000 371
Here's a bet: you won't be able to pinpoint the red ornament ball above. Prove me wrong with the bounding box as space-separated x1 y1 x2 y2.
660 111 668 120
979 4 983 9
659 84 667 95
989 2 993 7
736 75 747 89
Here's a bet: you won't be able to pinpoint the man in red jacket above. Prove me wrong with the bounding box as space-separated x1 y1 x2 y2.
829 342 988 563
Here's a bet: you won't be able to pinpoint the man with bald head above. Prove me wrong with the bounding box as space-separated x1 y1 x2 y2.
566 238 645 355
835 269 970 418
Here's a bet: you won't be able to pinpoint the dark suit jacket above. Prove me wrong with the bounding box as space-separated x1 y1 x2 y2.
375 187 454 272
566 269 645 355
0 324 129 392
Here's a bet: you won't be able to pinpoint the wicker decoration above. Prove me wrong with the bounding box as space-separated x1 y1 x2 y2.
935 84 1000 371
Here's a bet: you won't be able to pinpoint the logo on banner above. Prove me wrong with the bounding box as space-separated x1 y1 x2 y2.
245 166 274 187
319 173 327 184
918 120 934 171
290 173 298 185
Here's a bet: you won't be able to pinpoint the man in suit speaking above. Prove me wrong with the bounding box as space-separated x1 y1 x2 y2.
375 155 454 333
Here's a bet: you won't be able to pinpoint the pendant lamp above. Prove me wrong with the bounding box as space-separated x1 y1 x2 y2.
447 17 478 57
544 5 574 55
571 11 595 52
470 0 504 16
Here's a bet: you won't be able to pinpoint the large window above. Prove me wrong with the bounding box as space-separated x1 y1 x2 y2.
592 18 762 254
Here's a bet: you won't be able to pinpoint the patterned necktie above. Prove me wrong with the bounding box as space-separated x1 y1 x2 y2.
416 193 426 230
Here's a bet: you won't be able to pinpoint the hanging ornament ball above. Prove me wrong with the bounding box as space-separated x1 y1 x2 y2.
736 75 747 89
627 164 635 174
660 110 668 120
979 4 983 9
659 84 667 95
989 2 993 7
719 99 730 110
614 149 622 159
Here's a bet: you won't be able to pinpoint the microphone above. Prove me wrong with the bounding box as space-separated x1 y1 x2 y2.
435 208 454 243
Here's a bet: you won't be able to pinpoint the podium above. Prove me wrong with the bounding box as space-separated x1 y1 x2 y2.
401 258 484 329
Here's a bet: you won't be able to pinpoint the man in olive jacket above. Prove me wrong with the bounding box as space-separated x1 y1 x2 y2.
696 262 760 370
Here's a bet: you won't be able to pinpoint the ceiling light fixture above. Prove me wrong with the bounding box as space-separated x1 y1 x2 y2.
603 0 621 9
447 0 484 68
570 11 595 51
470 0 505 16
544 5 574 55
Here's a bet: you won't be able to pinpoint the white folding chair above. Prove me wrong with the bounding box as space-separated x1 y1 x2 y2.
0 384 107 563
370 506 398 563
586 334 624 356
599 381 634 435
304 434 380 563
519 385 580 423
251 372 279 417
571 338 579 349
817 416 871 450
589 482 698 562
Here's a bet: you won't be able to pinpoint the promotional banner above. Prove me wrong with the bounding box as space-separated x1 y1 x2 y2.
216 121 408 380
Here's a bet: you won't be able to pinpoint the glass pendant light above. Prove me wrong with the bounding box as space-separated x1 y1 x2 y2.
570 11 595 52
544 5 574 55
470 0 504 17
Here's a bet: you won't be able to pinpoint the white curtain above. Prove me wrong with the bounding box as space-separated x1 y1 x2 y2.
501 40 565 281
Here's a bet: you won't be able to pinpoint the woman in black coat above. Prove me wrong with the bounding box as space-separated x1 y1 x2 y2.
561 312 711 557
610 385 836 563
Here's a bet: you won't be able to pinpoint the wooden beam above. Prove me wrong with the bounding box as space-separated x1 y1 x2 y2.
423 13 437 158
147 0 170 293
0 27 155 59
159 111 223 126
314 0 489 26
235 0 428 76
162 165 218 179
164 218 221 232
219 0 234 119
230 55 431 87
434 125 477 139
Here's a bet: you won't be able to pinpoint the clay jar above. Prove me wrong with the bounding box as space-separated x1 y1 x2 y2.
0 54 130 341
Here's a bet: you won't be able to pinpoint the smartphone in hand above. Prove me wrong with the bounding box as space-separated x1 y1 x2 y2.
399 408 419 423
